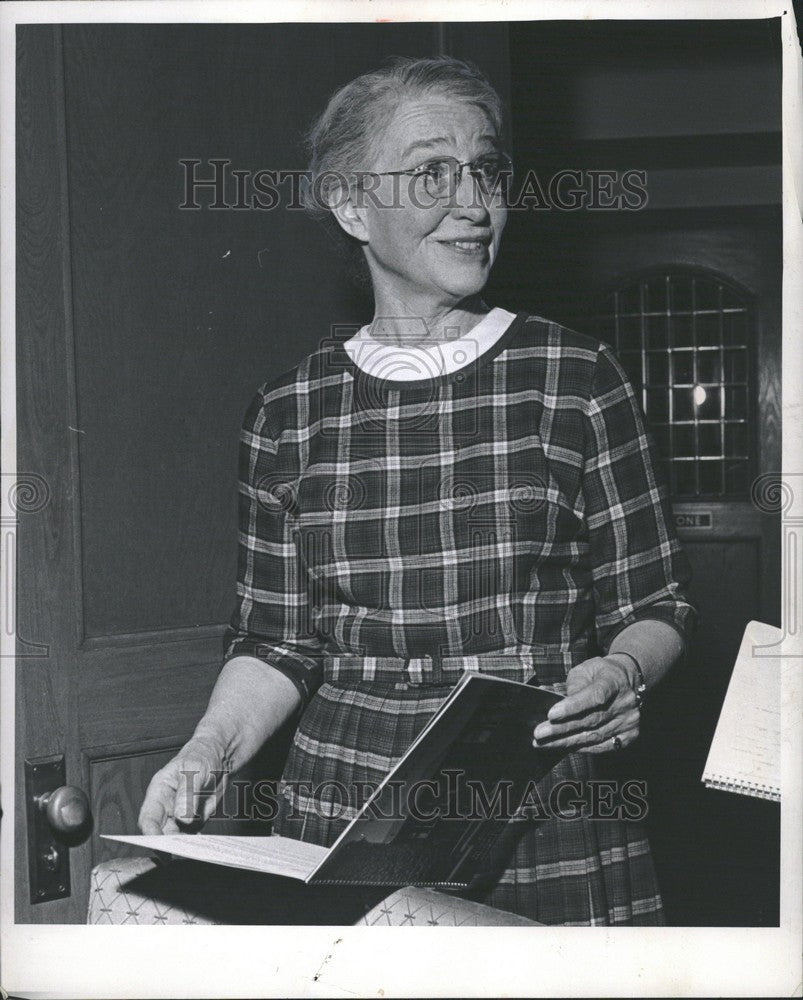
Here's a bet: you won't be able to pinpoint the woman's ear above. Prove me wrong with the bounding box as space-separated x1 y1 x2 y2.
328 180 369 244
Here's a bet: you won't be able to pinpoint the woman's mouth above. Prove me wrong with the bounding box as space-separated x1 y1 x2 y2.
438 237 491 256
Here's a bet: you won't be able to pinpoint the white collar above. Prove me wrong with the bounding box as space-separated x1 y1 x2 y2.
343 307 516 381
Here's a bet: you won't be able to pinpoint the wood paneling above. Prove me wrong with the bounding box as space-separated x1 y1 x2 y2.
88 746 181 864
61 23 446 640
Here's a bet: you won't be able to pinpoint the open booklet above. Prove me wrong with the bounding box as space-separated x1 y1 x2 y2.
106 672 566 888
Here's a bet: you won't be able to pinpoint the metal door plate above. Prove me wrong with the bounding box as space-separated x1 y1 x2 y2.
24 756 71 903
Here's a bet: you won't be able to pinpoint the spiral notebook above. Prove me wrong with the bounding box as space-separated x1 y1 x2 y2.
702 620 781 803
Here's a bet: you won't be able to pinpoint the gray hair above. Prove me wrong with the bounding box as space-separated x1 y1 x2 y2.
301 55 507 288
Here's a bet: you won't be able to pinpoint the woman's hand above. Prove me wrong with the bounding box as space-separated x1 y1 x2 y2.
137 734 230 835
532 655 640 754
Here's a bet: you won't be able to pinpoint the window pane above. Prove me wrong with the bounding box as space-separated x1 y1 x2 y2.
724 385 748 420
674 425 696 457
673 351 695 384
723 310 748 346
645 313 668 349
674 460 697 495
618 313 642 345
696 385 721 420
696 311 720 347
724 348 747 383
647 390 670 424
650 425 671 457
646 352 669 385
673 388 694 421
670 278 693 313
671 313 694 347
698 424 721 456
725 422 748 457
699 460 723 495
697 349 722 385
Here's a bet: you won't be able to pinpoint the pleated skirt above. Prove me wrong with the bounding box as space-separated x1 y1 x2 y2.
273 680 665 926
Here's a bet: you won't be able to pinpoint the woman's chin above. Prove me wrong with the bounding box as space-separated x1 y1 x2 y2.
433 269 490 301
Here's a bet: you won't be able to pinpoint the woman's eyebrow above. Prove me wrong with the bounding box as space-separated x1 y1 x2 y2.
401 134 502 161
400 137 449 160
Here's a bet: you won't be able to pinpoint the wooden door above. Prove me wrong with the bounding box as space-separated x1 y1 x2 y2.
15 21 512 924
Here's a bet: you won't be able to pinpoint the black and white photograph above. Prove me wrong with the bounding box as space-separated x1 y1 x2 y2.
2 1 801 996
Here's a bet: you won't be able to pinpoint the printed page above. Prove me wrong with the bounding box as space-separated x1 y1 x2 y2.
102 833 328 881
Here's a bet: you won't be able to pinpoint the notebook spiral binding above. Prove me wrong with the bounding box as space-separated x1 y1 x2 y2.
703 773 780 802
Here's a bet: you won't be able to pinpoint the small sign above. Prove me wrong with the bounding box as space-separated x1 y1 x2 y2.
675 511 713 529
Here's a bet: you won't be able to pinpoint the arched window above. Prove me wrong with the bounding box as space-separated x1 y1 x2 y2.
598 270 754 499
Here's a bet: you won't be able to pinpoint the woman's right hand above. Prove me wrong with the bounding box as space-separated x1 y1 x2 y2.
137 734 230 835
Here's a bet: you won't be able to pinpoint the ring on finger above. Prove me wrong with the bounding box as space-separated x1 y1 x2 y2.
612 735 623 751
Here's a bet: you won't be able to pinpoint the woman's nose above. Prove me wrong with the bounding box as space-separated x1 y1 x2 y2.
449 169 491 219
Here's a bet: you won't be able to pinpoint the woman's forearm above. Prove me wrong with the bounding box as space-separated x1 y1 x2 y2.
607 619 684 693
191 655 302 772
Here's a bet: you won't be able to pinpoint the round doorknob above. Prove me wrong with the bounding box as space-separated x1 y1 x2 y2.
37 785 90 834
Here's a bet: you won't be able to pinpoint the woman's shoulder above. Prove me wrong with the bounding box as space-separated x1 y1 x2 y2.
516 313 609 359
504 313 629 404
243 342 337 434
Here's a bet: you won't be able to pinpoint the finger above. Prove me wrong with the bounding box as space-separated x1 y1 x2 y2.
539 689 639 741
534 707 640 750
173 759 210 824
139 814 165 836
547 678 617 722
201 773 229 822
201 795 220 823
580 726 640 755
535 706 612 742
138 779 175 834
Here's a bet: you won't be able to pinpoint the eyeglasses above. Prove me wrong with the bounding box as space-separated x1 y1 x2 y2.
373 152 514 201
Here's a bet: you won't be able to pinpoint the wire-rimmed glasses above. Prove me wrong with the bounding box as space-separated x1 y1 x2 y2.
373 151 514 202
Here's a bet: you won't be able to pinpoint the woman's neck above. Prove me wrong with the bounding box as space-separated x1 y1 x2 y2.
366 295 490 348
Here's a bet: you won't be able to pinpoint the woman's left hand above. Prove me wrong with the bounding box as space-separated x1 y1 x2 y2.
532 655 640 754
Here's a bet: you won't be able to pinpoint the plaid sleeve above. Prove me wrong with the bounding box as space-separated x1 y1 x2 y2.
222 389 324 708
581 342 698 656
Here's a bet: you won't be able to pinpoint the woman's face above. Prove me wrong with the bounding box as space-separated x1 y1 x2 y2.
351 94 508 313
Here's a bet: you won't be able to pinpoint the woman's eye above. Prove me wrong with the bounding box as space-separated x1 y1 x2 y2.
477 158 500 179
416 161 448 181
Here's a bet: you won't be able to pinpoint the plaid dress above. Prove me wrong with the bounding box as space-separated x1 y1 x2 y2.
223 312 697 925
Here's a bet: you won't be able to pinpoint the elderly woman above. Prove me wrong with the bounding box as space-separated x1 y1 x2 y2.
140 55 696 926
